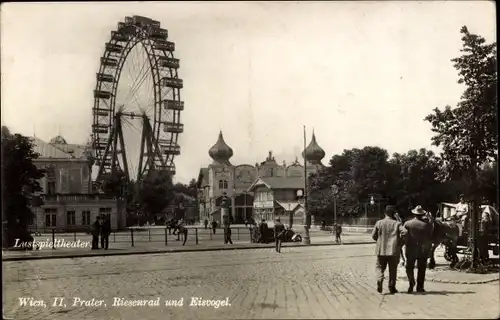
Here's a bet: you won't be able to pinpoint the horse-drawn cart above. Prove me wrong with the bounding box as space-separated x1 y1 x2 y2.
438 203 499 259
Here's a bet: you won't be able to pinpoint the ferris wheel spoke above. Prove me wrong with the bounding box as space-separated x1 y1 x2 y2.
123 47 151 106
124 52 153 108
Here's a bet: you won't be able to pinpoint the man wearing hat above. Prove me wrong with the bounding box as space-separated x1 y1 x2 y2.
403 205 434 293
372 205 407 294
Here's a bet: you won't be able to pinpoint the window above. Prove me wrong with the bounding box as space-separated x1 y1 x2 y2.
47 181 56 195
67 211 76 226
44 208 57 227
82 211 91 225
218 180 228 190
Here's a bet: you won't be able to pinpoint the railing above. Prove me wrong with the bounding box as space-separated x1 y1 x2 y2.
29 226 256 249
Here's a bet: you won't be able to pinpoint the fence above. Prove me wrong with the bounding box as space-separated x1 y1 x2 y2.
31 226 255 248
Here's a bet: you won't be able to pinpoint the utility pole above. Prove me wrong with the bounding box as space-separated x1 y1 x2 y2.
302 125 310 245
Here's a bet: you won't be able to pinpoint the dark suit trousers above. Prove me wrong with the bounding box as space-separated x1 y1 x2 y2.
405 245 428 289
101 233 109 249
275 237 282 252
376 256 399 288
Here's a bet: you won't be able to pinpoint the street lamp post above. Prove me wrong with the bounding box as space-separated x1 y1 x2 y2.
331 184 339 225
298 188 310 244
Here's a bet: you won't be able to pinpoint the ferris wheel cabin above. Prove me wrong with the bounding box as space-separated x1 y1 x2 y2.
162 78 183 89
157 57 180 69
163 122 184 133
163 99 184 111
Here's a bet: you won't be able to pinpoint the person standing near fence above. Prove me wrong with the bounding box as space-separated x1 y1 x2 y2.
274 218 285 253
91 217 101 250
224 223 233 244
335 223 342 243
101 216 111 250
211 220 217 234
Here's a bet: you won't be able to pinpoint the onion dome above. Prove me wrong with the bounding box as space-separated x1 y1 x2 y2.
302 131 325 164
209 131 233 165
49 135 67 145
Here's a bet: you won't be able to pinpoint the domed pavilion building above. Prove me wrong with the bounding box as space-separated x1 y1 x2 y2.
197 130 326 225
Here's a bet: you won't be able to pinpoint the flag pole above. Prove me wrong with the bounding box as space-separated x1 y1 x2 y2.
303 125 310 245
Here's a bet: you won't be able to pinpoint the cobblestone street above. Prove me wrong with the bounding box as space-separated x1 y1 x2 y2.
3 244 499 319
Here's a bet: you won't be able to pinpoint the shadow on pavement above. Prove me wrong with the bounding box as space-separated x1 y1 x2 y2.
415 290 475 295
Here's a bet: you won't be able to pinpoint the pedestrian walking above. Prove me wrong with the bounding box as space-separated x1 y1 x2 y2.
274 218 285 253
372 205 406 294
204 219 208 230
100 216 111 250
335 223 342 243
91 217 101 250
224 224 233 244
211 220 217 234
404 205 434 293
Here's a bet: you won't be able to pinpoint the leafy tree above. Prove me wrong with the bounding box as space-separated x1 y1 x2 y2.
99 169 127 196
424 26 497 267
136 169 174 220
308 146 393 222
1 126 45 246
172 178 198 198
387 149 443 218
424 26 497 179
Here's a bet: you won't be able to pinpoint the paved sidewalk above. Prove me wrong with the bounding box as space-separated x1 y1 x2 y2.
398 247 500 284
2 233 373 261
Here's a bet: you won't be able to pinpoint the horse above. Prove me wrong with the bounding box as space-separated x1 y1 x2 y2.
398 210 462 269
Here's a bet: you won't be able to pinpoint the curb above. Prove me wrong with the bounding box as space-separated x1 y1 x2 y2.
398 274 499 285
2 241 375 262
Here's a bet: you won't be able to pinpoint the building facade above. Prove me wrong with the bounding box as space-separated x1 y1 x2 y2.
197 131 326 224
28 136 126 232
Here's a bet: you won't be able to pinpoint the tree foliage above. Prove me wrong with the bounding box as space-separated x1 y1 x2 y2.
172 178 198 198
1 126 45 234
136 169 174 219
100 169 127 196
308 147 459 221
424 26 497 179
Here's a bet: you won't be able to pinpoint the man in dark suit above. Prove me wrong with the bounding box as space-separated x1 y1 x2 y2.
372 205 406 294
259 219 268 243
91 217 101 250
100 216 111 250
224 223 233 244
274 218 285 253
404 205 434 293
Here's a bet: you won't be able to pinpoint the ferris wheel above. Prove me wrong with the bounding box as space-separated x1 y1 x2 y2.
92 16 184 183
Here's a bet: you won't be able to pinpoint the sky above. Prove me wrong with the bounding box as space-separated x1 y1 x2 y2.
1 1 496 183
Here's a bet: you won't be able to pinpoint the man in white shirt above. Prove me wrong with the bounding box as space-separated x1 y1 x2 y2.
456 194 469 219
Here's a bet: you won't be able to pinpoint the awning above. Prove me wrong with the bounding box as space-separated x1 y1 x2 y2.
275 201 302 211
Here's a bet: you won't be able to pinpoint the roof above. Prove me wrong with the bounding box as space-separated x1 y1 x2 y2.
248 177 305 192
31 137 88 159
197 167 209 188
31 137 71 158
275 201 303 211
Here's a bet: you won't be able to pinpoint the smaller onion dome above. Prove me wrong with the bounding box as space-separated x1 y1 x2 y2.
302 131 325 164
209 131 233 165
49 135 67 145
